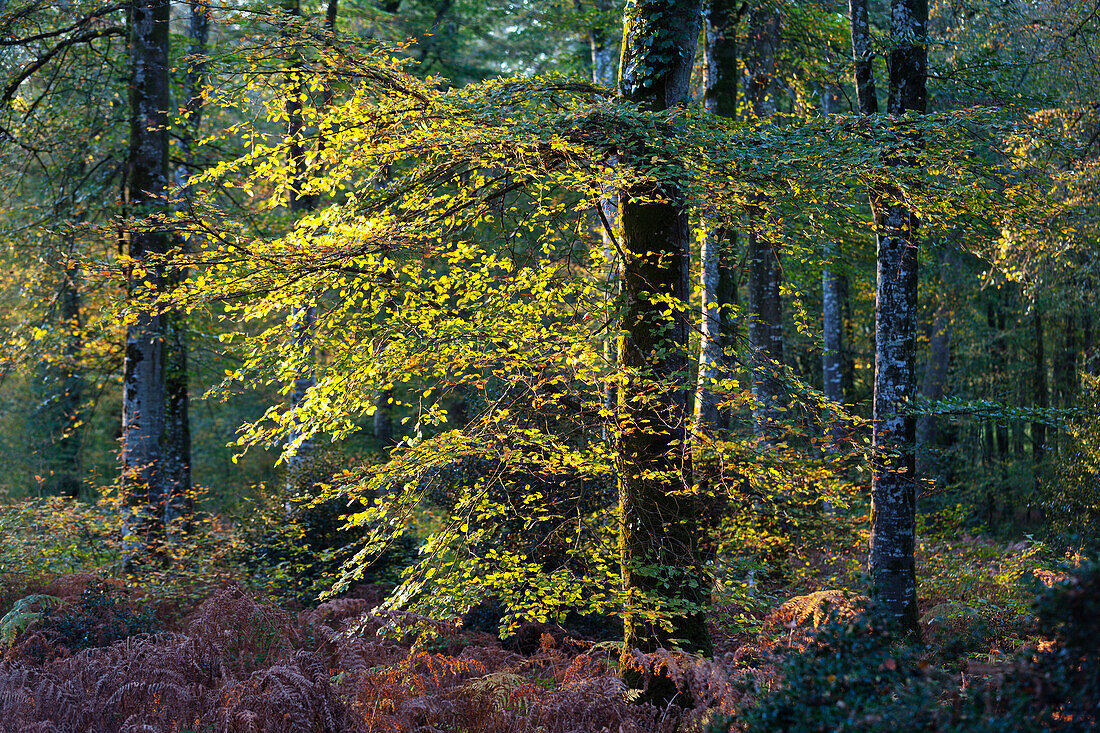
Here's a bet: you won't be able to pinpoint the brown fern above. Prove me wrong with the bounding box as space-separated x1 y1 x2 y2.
215 651 347 733
185 584 297 674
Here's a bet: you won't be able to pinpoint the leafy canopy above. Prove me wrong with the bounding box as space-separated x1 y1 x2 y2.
162 21 1050 624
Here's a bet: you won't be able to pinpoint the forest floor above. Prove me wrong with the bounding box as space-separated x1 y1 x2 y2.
0 496 1093 732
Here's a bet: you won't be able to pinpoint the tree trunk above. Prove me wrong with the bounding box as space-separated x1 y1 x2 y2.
1032 305 1047 461
847 0 875 409
695 0 740 434
703 0 738 118
993 304 1009 458
38 234 84 498
915 248 955 481
163 0 209 532
589 0 620 429
121 0 171 554
849 0 878 115
57 252 84 498
745 4 784 440
374 273 396 449
1083 298 1094 375
283 0 339 494
588 0 619 87
616 0 710 693
841 270 855 399
821 86 848 443
1053 310 1078 410
868 0 927 636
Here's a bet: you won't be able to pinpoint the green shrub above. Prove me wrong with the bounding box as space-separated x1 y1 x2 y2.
997 559 1100 730
1045 375 1100 549
740 607 946 733
41 578 156 649
4 578 156 661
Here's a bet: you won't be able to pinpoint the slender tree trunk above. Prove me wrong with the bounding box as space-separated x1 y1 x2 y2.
1032 305 1047 461
588 0 619 87
849 0 878 115
58 251 84 498
1053 310 1078 410
375 266 396 448
284 32 318 494
915 247 956 481
821 86 848 444
841 271 855 399
868 0 927 636
915 306 952 478
847 0 876 410
283 0 339 493
1083 299 1094 375
695 0 740 434
588 0 620 429
994 304 1009 458
38 230 85 498
745 4 784 440
163 0 208 532
616 0 710 695
121 0 171 555
822 253 844 397
845 0 874 416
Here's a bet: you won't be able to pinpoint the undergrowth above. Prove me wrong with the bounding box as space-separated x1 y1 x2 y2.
0 496 1091 731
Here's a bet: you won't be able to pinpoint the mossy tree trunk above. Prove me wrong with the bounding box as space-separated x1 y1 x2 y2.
615 0 711 692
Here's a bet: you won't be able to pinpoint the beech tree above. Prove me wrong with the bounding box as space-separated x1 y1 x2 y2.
866 0 928 634
615 0 710 668
149 0 1029 675
121 0 171 551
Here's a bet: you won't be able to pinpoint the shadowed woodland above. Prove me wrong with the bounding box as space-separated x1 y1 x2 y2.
1 0 1099 730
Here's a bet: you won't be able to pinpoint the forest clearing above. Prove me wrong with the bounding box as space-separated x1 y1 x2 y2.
0 0 1097 730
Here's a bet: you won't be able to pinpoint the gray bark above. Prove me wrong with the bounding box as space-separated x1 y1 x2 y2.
849 0 878 114
747 228 784 439
122 0 171 553
695 0 740 434
588 0 619 87
163 1 209 532
821 86 847 444
868 0 927 636
1083 301 1094 375
616 0 710 689
696 223 724 431
745 4 784 440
